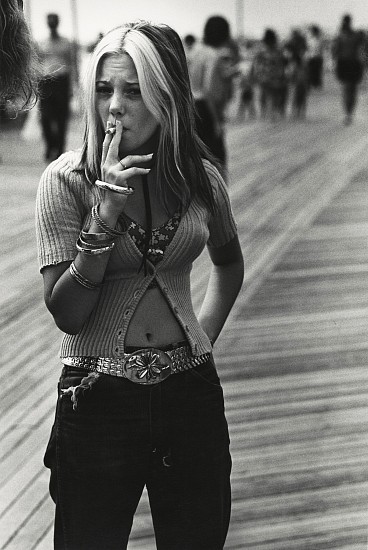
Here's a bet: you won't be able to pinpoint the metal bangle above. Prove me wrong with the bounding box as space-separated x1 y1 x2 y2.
76 237 115 255
69 262 102 290
78 237 110 249
95 180 135 195
91 204 125 237
80 230 113 242
78 232 114 248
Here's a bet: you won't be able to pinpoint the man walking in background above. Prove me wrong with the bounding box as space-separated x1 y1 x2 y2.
37 13 76 161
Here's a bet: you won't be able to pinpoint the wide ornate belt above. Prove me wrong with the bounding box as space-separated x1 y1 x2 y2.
62 345 210 385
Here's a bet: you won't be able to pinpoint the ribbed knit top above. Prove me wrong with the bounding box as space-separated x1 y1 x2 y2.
35 151 238 358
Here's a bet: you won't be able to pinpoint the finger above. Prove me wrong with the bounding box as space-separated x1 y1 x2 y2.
115 166 151 182
101 135 113 165
105 119 123 161
118 153 154 170
101 122 115 165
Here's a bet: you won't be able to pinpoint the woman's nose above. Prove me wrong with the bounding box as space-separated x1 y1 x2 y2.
109 92 126 117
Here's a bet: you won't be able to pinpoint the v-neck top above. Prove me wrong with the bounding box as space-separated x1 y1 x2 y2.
36 150 238 358
120 209 182 265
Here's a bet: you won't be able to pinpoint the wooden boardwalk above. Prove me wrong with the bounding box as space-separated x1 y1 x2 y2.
1 74 368 549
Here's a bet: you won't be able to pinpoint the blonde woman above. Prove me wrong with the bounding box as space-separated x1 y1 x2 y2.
36 21 243 549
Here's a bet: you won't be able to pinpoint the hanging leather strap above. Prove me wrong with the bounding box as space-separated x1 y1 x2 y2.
138 174 152 276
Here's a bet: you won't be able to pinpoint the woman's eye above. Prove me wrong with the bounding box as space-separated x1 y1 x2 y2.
96 86 111 94
95 86 141 97
124 88 141 97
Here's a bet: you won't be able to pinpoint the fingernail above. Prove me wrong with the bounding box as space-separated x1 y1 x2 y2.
144 168 151 172
116 120 121 126
147 153 154 157
106 121 111 128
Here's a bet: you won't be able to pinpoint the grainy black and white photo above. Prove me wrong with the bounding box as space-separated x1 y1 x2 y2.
1 1 368 548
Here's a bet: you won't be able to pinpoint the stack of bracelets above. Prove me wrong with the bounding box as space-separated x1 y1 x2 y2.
69 203 124 290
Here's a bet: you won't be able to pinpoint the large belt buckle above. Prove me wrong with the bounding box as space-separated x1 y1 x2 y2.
123 348 172 385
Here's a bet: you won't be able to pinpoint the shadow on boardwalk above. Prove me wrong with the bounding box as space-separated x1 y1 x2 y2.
1 73 368 549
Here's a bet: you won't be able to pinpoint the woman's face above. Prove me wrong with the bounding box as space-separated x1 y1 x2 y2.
95 53 159 155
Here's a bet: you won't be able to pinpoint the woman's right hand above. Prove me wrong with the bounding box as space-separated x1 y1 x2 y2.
100 119 152 215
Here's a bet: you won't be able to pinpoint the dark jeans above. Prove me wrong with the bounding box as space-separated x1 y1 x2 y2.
45 358 232 549
39 74 70 161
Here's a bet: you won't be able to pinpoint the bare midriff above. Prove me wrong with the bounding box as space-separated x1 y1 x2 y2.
122 175 187 347
125 285 186 347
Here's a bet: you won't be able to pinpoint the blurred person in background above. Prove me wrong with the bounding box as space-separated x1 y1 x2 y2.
284 29 310 120
0 0 40 113
285 29 308 64
306 25 324 89
37 13 77 161
332 14 365 125
36 20 243 550
237 41 256 121
252 28 287 120
183 34 197 74
183 33 196 57
187 15 239 171
288 52 310 120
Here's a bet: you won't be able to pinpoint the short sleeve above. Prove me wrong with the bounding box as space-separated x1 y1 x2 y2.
205 161 238 248
35 154 88 271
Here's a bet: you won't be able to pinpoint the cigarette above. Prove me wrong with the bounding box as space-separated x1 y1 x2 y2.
105 126 116 135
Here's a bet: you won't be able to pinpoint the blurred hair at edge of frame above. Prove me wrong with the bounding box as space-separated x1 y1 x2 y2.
0 0 41 112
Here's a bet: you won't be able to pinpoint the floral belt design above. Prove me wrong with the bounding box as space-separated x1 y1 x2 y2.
62 345 210 385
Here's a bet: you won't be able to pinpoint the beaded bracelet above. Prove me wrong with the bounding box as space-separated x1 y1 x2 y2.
91 204 125 237
69 262 102 290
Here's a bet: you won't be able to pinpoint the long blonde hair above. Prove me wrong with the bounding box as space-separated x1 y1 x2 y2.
79 21 216 213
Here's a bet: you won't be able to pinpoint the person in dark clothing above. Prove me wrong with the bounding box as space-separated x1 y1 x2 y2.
333 14 365 125
252 28 287 120
307 25 324 88
37 13 76 161
187 16 238 170
289 53 309 119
